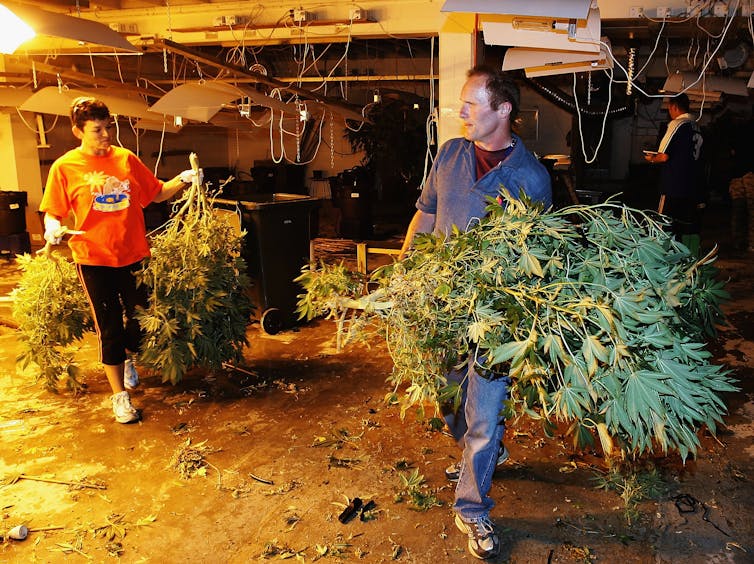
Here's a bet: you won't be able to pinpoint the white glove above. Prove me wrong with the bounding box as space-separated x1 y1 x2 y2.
179 168 203 185
43 217 64 245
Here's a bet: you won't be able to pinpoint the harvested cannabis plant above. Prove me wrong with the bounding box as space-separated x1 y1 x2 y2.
11 250 93 392
136 154 253 384
298 194 737 460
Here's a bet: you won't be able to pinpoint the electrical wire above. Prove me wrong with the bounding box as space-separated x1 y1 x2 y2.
13 109 60 135
113 114 124 147
573 67 613 165
153 121 167 177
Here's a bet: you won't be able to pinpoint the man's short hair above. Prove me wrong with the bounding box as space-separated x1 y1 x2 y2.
467 65 520 120
669 93 690 113
70 97 110 129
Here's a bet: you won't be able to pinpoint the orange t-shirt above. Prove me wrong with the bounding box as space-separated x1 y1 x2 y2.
40 146 163 267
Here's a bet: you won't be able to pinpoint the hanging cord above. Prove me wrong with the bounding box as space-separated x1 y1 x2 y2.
269 109 284 164
626 47 636 95
586 71 592 106
602 20 734 101
113 115 124 147
419 36 437 192
293 112 325 165
329 111 335 169
88 49 96 77
632 18 666 80
165 0 173 41
153 120 167 176
573 67 613 165
114 53 124 83
14 109 59 135
294 101 302 162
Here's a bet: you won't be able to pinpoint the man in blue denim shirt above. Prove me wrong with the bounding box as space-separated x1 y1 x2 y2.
400 66 551 560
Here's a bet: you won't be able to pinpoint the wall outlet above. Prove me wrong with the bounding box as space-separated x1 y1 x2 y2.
224 15 249 26
109 22 139 34
713 2 728 16
293 8 310 23
349 7 367 21
656 6 671 18
629 6 643 17
743 3 754 16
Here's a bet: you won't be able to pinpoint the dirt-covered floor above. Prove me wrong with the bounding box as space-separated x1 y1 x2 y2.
1 200 753 563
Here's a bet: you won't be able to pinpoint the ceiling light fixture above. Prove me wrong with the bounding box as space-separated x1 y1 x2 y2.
0 4 34 54
441 0 593 20
0 1 138 53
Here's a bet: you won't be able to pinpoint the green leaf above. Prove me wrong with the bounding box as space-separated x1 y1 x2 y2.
518 250 544 277
489 340 529 366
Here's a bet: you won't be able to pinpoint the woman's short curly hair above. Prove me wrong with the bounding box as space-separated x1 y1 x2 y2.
70 97 110 129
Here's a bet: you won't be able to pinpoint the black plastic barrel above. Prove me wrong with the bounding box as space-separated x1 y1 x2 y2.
0 191 27 236
331 168 373 239
215 194 315 334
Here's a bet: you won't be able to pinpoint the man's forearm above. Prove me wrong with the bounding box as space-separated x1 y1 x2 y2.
400 210 435 258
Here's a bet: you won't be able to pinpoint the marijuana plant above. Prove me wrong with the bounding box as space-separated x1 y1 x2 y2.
11 250 93 392
135 154 253 384
298 194 737 461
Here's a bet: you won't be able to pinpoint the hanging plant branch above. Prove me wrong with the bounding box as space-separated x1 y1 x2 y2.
297 193 737 461
11 250 93 393
135 153 254 384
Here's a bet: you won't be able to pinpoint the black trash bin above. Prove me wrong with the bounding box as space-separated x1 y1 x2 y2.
0 190 31 257
331 167 373 239
215 193 315 334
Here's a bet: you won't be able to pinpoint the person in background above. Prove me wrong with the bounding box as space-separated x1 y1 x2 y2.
39 96 202 424
644 93 705 254
400 66 552 560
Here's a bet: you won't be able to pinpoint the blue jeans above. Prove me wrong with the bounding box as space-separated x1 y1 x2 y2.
443 356 509 521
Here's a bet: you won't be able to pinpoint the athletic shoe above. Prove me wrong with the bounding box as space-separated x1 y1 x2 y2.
454 514 501 560
112 391 140 424
445 444 509 483
124 359 139 390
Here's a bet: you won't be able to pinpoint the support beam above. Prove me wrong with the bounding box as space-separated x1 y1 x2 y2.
19 60 157 99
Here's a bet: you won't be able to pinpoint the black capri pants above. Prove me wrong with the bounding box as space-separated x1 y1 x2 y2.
76 261 148 366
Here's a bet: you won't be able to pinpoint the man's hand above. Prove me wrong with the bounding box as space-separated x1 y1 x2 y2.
179 168 204 185
43 216 64 245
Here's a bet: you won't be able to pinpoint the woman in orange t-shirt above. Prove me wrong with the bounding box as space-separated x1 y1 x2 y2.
40 97 201 424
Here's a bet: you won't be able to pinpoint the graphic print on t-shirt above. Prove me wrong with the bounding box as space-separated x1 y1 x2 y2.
86 170 131 212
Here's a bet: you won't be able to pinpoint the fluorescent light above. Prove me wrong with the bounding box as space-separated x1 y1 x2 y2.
19 86 151 118
441 0 593 20
503 46 603 71
0 4 34 54
503 39 612 77
148 82 245 123
481 4 601 53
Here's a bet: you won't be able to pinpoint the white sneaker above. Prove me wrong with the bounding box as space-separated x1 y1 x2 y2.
454 514 501 560
124 359 139 390
112 391 140 423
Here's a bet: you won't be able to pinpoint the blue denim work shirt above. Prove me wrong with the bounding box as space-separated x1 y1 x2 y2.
416 135 552 236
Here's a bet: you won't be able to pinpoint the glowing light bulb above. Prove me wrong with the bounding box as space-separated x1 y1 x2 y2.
0 5 35 54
